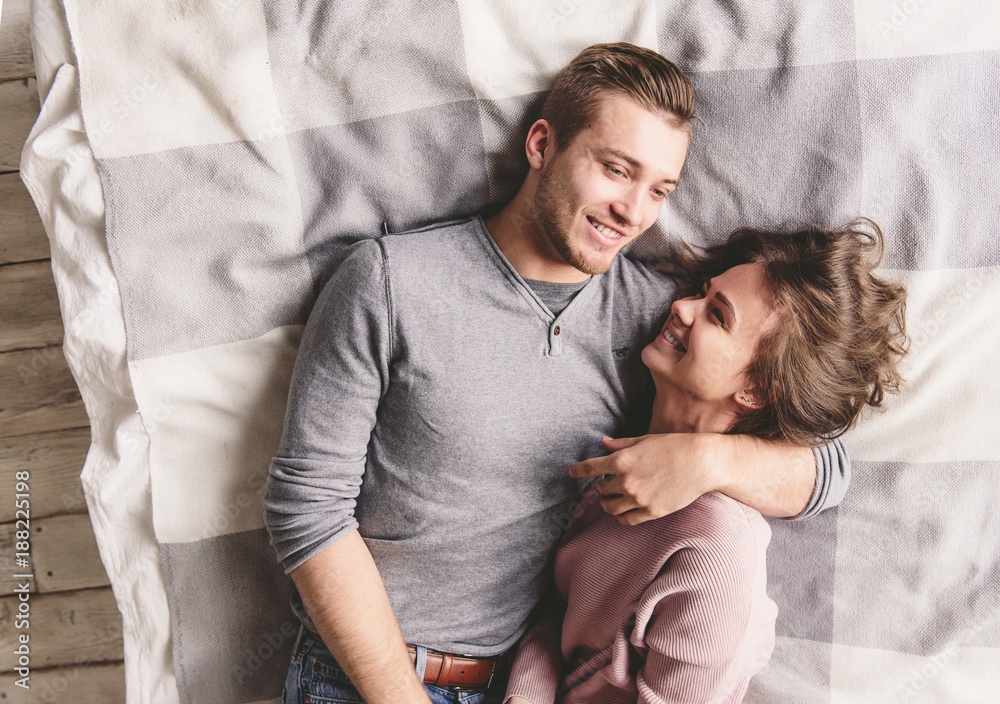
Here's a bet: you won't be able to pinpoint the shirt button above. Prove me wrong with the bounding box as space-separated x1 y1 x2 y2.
554 326 561 335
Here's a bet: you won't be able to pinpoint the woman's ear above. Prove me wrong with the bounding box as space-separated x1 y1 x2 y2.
525 119 552 171
735 389 764 410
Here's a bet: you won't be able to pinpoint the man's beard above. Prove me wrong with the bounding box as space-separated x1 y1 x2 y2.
533 161 613 277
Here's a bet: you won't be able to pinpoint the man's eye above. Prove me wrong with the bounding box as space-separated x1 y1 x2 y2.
651 188 666 199
712 308 726 327
607 165 624 176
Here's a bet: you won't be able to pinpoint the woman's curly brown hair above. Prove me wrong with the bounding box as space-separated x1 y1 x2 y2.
664 219 909 446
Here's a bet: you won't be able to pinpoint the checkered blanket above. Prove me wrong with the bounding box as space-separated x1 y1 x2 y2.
20 1 1000 702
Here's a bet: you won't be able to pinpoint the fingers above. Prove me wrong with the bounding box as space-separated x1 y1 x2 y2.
600 435 643 451
615 508 655 527
592 472 621 495
568 456 613 479
599 491 663 525
598 493 636 517
571 437 643 478
597 495 657 526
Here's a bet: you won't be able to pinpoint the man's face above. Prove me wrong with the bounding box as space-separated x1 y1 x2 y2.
533 93 691 276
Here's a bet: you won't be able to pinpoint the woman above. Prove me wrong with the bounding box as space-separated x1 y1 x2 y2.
504 220 908 704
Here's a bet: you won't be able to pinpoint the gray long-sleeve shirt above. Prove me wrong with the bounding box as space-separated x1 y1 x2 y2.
263 216 849 656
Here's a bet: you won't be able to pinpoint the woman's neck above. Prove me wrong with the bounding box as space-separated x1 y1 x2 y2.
648 385 739 436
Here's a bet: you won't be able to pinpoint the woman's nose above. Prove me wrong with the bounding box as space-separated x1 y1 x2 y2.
671 295 698 325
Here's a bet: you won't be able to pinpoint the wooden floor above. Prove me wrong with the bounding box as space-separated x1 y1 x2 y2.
1 1 127 701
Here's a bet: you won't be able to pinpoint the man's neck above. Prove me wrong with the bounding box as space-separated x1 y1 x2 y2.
483 185 591 284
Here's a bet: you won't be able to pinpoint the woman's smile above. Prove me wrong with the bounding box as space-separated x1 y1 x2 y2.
662 317 687 352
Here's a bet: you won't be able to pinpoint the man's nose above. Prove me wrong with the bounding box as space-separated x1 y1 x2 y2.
611 185 645 228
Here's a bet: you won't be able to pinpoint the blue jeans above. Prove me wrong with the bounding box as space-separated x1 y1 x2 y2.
283 626 507 704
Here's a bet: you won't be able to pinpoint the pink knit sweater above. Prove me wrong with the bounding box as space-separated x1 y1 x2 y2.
505 489 777 704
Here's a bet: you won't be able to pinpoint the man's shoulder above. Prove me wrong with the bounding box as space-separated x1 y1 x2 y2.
380 215 485 254
328 216 487 285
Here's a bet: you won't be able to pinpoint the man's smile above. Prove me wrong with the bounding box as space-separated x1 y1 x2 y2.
586 215 626 245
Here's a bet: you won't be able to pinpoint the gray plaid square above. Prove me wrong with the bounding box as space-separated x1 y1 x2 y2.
652 61 864 252
262 0 475 130
655 0 856 71
766 509 839 643
161 529 297 704
477 91 547 209
859 51 1000 269
285 100 490 283
100 140 314 361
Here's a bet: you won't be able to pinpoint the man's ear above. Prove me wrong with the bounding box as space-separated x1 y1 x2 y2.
735 389 764 410
525 119 552 171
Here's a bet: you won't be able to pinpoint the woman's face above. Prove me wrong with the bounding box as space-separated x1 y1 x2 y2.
642 263 777 405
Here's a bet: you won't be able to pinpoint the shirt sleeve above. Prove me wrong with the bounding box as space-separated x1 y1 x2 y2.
263 238 392 574
791 438 852 520
504 588 564 704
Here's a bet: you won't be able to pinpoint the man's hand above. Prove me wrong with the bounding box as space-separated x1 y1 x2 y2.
569 435 720 526
569 433 816 525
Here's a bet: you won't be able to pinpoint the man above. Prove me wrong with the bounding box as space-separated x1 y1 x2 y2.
264 43 848 704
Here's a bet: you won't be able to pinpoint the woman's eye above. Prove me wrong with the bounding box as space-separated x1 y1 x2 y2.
608 165 624 177
712 309 726 326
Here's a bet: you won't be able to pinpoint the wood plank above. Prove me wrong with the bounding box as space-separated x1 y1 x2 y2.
0 77 40 171
0 428 91 522
0 172 50 264
0 521 34 596
0 587 123 671
0 0 34 81
0 346 88 438
31 513 110 594
0 662 126 704
1 513 111 597
0 260 64 352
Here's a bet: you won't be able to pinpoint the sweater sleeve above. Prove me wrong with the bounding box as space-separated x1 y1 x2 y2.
634 503 775 703
792 438 852 519
263 239 392 574
505 589 564 704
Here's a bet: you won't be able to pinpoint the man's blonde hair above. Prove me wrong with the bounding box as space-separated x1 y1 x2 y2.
541 42 696 150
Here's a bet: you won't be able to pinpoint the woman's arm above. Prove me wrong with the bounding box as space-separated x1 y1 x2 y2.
504 589 564 704
635 500 775 703
568 432 849 524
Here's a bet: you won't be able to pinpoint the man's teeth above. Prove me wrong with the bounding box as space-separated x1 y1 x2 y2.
663 330 685 352
588 217 622 239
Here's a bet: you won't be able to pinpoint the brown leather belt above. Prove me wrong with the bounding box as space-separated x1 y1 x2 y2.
406 644 509 689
